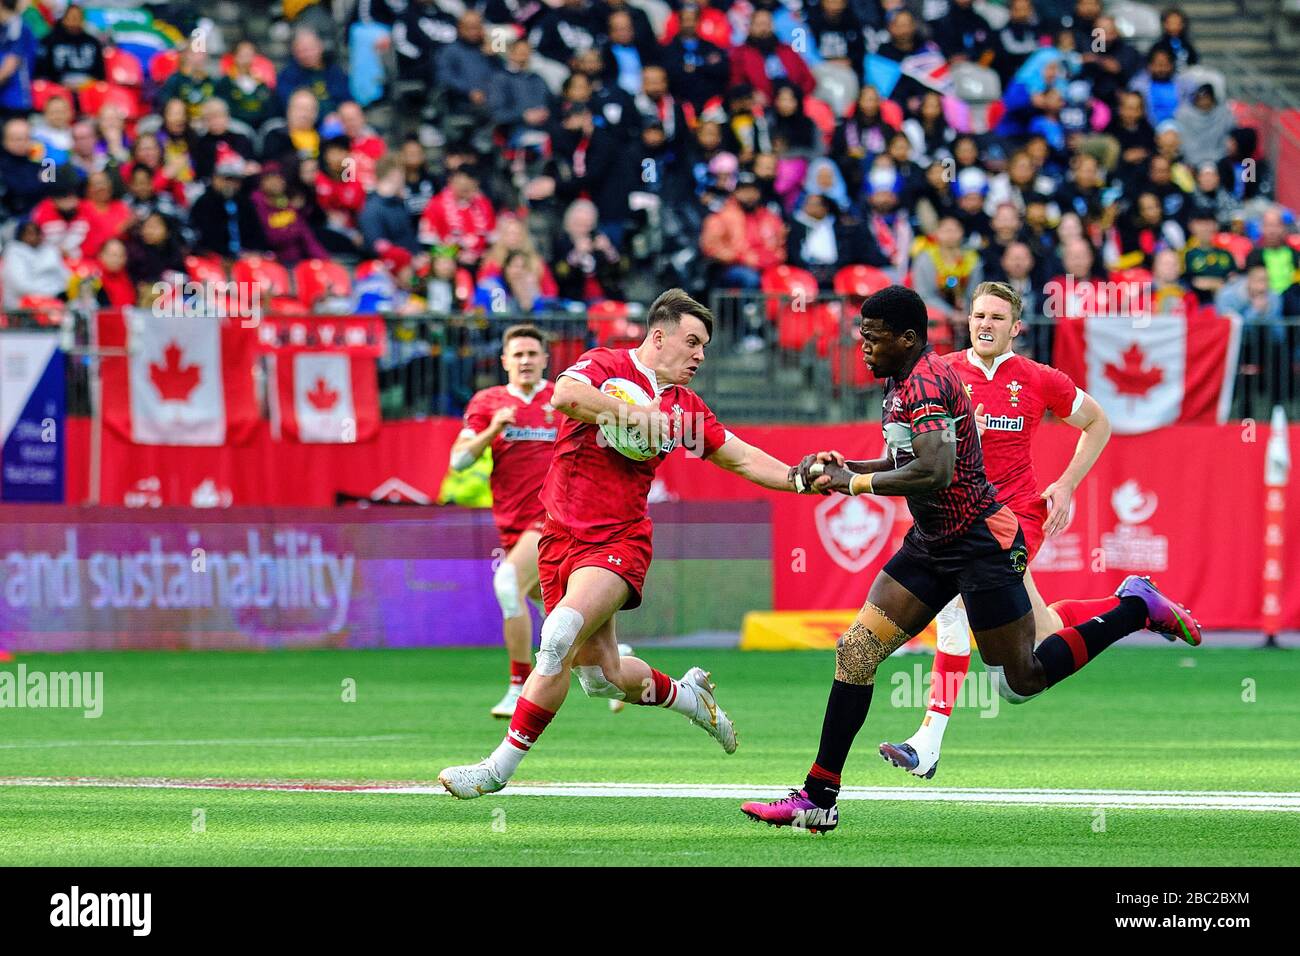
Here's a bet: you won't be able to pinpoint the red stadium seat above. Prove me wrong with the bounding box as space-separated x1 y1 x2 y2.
1213 232 1254 269
184 255 227 286
549 337 586 373
986 99 1006 130
832 264 892 305
294 258 352 308
233 255 292 299
104 47 144 87
761 266 827 352
926 305 954 354
1108 267 1153 287
803 96 837 148
148 50 180 85
31 79 73 112
760 264 819 316
829 323 874 390
778 301 839 352
354 259 385 280
17 295 67 326
269 296 309 315
78 81 142 119
219 52 277 89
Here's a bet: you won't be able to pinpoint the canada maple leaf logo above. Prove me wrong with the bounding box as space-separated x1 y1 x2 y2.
149 341 201 401
306 376 339 411
1103 342 1163 398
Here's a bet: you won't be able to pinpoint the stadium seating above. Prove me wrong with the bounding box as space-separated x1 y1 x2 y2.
31 79 73 112
148 50 180 85
78 81 142 120
184 255 228 286
104 46 145 88
294 259 352 309
832 265 893 308
233 255 292 299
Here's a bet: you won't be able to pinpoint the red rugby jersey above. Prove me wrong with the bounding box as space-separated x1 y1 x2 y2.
941 348 1082 511
541 347 732 542
461 380 558 536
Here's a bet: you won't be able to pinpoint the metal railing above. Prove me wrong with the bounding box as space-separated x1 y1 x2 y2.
3 302 1297 425
703 290 1300 423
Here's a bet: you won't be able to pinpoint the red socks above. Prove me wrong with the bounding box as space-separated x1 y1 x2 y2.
928 650 970 715
635 668 675 707
509 660 532 686
1050 596 1121 629
506 697 554 751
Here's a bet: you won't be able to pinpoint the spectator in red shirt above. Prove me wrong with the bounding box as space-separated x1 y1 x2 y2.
662 0 732 50
700 170 786 288
81 169 132 259
728 9 814 105
419 166 496 267
94 237 137 308
315 136 366 252
337 100 385 190
31 168 93 260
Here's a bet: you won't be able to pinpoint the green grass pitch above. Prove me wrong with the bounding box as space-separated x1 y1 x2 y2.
0 646 1297 865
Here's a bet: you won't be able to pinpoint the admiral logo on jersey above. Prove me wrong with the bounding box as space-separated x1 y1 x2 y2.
983 414 1024 432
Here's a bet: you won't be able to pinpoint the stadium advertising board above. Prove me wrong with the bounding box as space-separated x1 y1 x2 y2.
0 502 770 650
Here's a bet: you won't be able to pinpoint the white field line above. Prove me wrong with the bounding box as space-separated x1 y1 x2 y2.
0 735 417 750
0 777 1298 812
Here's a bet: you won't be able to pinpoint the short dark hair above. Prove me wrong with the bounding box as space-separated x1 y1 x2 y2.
860 284 928 340
503 323 548 350
647 288 714 339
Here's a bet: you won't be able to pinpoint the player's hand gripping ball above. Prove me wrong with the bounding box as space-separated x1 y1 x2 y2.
597 378 667 461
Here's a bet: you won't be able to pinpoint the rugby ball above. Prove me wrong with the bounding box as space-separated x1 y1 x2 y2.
598 377 660 461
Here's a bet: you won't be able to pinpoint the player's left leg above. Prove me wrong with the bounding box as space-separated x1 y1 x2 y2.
490 530 542 718
571 623 737 753
976 573 1202 704
742 551 949 833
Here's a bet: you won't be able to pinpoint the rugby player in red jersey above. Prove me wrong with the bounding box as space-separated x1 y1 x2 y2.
741 286 1201 833
440 290 815 799
879 281 1183 779
451 325 559 718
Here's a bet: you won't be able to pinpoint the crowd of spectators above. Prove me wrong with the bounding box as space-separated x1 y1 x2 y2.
0 0 1296 359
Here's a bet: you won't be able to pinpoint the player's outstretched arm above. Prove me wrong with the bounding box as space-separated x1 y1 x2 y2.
1041 391 1111 536
708 436 801 492
815 429 956 496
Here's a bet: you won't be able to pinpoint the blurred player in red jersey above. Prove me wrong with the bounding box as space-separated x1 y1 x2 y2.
450 325 558 718
439 290 815 799
741 286 1201 833
879 280 1140 779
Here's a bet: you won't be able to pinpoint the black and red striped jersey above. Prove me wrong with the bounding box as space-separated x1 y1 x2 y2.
881 345 999 544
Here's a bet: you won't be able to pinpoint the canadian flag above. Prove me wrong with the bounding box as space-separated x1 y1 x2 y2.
270 350 379 443
1054 312 1242 434
96 308 258 445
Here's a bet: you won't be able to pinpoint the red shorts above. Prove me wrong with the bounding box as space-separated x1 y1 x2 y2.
537 515 653 615
497 515 546 554
1011 497 1048 563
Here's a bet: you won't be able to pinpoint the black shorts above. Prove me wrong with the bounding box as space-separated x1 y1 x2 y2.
882 503 1031 630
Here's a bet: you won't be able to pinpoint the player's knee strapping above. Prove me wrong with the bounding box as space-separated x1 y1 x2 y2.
536 607 584 676
935 597 972 655
574 665 626 700
834 602 912 686
492 562 525 620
